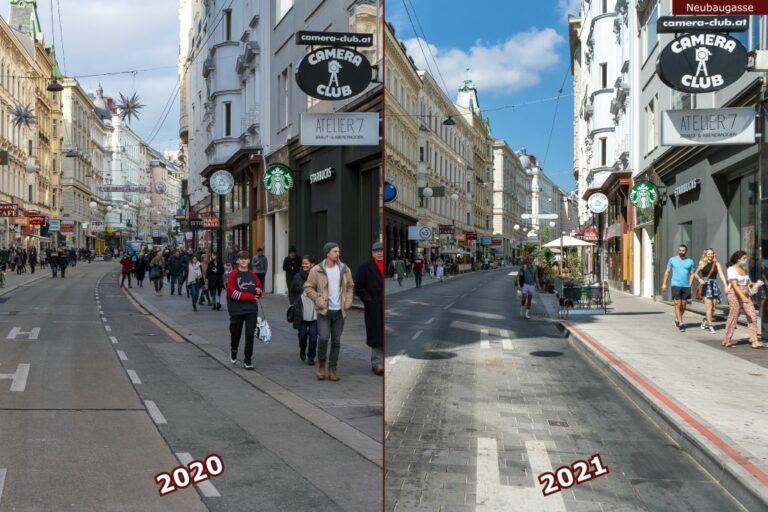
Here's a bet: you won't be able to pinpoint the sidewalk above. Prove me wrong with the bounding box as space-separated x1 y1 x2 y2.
124 280 382 467
539 290 768 511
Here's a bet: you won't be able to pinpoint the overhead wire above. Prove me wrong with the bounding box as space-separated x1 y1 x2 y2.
403 0 451 95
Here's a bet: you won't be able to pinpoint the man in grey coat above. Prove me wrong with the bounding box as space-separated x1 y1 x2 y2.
252 248 268 292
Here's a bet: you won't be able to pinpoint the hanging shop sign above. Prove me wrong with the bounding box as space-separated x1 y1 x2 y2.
0 203 19 217
300 112 379 146
408 226 434 241
438 224 455 235
587 193 609 214
295 47 373 101
629 181 659 209
672 178 701 197
12 216 29 226
295 31 374 47
465 231 478 241
97 185 150 192
59 221 74 233
28 215 46 226
383 181 397 203
48 219 60 231
479 236 492 246
263 164 294 195
491 236 503 247
661 107 755 146
671 0 768 16
657 15 749 33
309 167 336 184
154 182 168 194
202 212 219 228
657 33 748 93
210 170 235 195
188 219 203 229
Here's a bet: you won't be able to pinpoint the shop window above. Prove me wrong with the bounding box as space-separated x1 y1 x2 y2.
672 90 694 110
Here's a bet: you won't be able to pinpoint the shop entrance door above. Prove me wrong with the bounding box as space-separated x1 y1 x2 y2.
727 172 758 280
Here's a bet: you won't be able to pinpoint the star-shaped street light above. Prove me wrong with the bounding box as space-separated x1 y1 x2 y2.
116 92 145 123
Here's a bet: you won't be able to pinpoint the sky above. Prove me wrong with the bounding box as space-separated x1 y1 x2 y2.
3 0 180 153
388 0 581 191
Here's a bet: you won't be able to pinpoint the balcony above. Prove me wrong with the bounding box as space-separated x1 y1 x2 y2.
202 58 215 78
235 56 246 74
243 41 260 62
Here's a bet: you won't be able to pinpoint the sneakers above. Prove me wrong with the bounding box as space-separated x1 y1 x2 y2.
307 357 315 366
709 326 716 334
674 319 680 328
524 310 531 319
230 351 237 364
678 323 686 332
300 348 306 361
701 320 708 330
244 361 254 370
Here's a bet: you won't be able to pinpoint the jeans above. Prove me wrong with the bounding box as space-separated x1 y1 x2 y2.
210 287 221 306
317 310 344 368
170 274 183 295
51 263 57 277
190 281 200 308
120 272 132 288
414 271 422 288
298 320 318 359
371 347 383 367
230 313 257 364
153 277 163 292
199 289 211 304
256 273 266 291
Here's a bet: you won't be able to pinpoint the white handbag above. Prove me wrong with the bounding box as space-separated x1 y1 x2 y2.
255 303 272 344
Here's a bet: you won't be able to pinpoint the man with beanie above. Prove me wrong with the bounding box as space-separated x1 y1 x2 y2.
282 246 301 292
305 242 355 381
355 242 384 376
227 250 263 369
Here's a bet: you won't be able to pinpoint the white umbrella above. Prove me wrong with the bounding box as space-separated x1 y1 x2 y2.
543 236 594 248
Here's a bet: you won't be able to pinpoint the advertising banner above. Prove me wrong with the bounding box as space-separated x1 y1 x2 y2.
661 107 755 145
300 112 379 146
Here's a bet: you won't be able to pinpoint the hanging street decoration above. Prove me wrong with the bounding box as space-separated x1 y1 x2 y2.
656 33 748 94
11 103 36 128
629 181 659 209
295 46 373 101
116 92 145 123
263 164 294 195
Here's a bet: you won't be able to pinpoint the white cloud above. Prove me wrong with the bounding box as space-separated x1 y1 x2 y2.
403 28 564 95
557 0 582 20
8 0 180 150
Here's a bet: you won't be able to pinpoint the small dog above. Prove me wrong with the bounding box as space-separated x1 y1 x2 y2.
556 292 574 319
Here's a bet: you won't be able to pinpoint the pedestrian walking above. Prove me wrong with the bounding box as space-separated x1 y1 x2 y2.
150 250 165 294
206 253 224 310
58 248 69 278
188 255 203 312
49 249 58 277
412 254 424 289
283 246 301 293
304 242 354 382
135 253 147 287
182 249 192 297
289 255 318 365
119 253 133 288
252 248 268 293
227 250 263 370
28 248 37 274
662 244 695 332
168 250 185 295
694 248 728 334
394 256 405 287
436 257 445 282
723 250 764 349
516 255 540 319
198 254 211 306
39 249 46 268
355 242 384 376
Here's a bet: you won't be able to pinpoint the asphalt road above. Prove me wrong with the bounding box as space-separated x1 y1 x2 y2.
384 269 744 511
0 263 381 511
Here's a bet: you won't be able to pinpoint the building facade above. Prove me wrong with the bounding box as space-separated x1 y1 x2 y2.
492 139 519 260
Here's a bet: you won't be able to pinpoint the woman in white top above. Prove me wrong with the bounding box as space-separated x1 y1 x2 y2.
723 251 763 349
188 255 203 312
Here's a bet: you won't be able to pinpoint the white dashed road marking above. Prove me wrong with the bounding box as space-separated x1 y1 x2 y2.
412 330 423 340
117 350 128 361
6 327 40 340
127 370 142 384
501 339 513 351
443 302 455 310
104 325 112 332
110 336 118 344
0 363 30 392
388 350 406 366
176 452 221 497
0 468 5 505
144 400 167 424
426 317 435 324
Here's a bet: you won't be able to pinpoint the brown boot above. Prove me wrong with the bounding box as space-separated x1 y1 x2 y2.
372 364 384 376
316 363 326 381
328 367 340 381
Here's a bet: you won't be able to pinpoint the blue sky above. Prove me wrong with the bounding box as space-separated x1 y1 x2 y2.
387 0 580 191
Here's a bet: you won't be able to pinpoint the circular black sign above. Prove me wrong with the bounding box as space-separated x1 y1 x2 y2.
657 33 748 94
295 46 373 101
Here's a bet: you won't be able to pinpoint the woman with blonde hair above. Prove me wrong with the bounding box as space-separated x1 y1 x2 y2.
693 248 728 333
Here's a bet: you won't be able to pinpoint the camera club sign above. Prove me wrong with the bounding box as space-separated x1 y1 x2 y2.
657 33 748 93
295 46 373 101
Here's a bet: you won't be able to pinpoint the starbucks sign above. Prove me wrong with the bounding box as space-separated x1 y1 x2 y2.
263 164 294 196
630 181 658 209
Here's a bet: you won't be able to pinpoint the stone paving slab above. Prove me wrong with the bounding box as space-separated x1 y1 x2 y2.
540 290 768 510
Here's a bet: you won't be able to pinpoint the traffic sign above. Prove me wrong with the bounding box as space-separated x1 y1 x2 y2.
521 213 558 220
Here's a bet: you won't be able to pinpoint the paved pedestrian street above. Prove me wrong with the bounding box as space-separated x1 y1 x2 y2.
0 262 381 511
385 268 744 511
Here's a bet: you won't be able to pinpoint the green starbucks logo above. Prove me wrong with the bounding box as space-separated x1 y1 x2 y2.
630 181 658 209
263 164 294 196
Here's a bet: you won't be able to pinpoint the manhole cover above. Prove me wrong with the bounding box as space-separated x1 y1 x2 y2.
530 351 564 357
548 420 569 427
410 351 457 360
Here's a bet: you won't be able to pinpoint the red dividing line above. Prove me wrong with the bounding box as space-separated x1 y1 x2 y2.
565 321 768 487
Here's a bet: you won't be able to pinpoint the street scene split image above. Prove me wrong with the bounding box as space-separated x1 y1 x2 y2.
384 0 768 511
0 0 383 510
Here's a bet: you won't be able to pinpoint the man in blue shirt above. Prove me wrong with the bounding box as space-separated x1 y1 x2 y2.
662 244 695 332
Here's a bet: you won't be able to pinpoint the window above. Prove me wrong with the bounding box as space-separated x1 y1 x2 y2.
28 140 32 156
733 16 764 51
602 0 608 14
224 9 232 41
223 102 232 137
53 156 57 174
599 137 608 166
52 120 57 138
52 191 56 208
275 0 293 24
642 2 659 61
645 96 656 153
671 90 694 110
600 63 608 89
467 212 471 225
419 147 424 162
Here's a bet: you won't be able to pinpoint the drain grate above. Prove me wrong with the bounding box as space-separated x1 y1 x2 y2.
548 420 569 427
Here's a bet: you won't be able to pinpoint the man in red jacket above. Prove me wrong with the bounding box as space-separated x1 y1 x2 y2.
413 254 425 289
119 253 133 288
226 250 263 370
